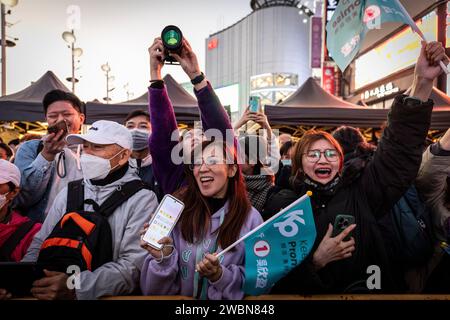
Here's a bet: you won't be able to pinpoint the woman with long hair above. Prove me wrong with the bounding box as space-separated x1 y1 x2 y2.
140 140 263 300
263 41 448 293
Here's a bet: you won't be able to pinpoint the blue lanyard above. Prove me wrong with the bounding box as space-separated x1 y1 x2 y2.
193 207 225 300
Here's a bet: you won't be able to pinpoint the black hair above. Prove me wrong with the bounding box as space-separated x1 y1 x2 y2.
8 139 19 146
124 109 150 124
7 181 16 192
43 89 84 115
0 143 13 158
280 140 294 157
332 126 366 156
240 135 266 175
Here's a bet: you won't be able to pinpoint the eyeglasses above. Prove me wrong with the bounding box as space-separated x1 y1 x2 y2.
189 156 225 170
303 149 339 163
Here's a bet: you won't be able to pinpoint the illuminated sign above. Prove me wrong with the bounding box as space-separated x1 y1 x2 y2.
208 38 218 50
311 16 322 68
355 12 437 90
323 66 335 95
360 82 399 101
446 2 450 47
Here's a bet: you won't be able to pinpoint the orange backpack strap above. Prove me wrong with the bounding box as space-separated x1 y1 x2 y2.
41 237 92 271
60 212 96 236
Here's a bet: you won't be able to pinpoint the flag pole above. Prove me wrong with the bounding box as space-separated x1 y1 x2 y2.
216 191 313 259
394 0 449 75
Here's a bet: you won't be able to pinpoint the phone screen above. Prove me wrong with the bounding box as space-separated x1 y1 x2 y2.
143 195 184 249
249 96 260 113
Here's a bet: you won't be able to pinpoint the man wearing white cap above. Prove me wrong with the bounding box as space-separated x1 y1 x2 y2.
22 120 159 300
0 160 41 263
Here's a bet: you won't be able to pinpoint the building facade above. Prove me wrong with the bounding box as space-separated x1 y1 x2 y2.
205 2 313 119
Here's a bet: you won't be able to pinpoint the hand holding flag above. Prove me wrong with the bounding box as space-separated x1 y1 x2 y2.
217 192 317 295
326 0 449 75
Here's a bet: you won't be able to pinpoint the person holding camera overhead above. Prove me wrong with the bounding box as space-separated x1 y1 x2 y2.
147 30 235 195
263 41 449 294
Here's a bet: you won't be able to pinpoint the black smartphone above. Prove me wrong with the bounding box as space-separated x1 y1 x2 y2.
332 214 355 241
47 120 68 139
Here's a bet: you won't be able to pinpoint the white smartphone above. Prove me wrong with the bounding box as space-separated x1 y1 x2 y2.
142 194 184 250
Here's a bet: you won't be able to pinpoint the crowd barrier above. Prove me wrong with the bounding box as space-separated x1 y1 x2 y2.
12 294 450 300
100 294 450 300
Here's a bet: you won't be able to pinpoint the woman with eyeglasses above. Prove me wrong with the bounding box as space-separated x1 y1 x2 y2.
140 140 263 300
263 41 449 294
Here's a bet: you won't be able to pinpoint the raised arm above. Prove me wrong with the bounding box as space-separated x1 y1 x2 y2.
360 41 449 216
14 140 54 211
170 38 234 137
147 37 184 194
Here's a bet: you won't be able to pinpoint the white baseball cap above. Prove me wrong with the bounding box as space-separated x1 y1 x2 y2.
67 120 132 150
0 159 21 187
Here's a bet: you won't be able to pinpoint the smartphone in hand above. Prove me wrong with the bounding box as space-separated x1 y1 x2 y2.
142 195 184 250
332 214 355 241
249 96 261 113
47 120 68 140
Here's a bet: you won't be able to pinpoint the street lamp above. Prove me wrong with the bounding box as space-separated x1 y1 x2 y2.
1 0 18 96
62 29 83 94
101 63 115 104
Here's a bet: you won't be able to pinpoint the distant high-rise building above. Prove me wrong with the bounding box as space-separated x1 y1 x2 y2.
206 0 314 120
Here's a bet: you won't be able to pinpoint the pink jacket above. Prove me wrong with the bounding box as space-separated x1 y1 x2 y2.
0 210 41 262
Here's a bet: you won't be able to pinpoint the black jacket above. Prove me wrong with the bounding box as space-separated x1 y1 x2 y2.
262 95 434 294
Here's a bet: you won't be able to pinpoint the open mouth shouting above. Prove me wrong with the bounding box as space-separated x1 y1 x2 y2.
314 167 332 179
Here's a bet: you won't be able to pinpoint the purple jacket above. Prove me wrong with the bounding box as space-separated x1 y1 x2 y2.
148 82 233 194
140 204 263 300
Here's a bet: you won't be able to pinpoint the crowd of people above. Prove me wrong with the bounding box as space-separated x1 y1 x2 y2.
0 37 450 300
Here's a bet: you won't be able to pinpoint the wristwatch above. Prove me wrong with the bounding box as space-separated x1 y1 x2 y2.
190 72 205 85
402 96 424 107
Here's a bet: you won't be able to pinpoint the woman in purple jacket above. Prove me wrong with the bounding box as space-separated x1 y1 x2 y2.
140 140 263 300
147 37 233 195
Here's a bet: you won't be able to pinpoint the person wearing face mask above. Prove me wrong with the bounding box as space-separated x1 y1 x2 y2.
124 110 162 201
0 160 41 262
263 41 448 294
13 90 85 223
21 120 159 300
275 140 295 189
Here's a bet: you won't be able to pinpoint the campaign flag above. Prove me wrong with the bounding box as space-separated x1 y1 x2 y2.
242 192 316 295
326 0 425 72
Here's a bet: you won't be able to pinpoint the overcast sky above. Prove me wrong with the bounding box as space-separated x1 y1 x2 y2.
6 0 252 102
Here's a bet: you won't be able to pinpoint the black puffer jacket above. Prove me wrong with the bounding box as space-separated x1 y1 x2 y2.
262 95 434 294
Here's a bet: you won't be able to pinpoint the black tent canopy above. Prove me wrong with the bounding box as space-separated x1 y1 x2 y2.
265 77 450 130
0 71 71 122
85 74 200 125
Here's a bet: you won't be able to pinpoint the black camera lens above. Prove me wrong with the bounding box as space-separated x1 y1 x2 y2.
162 25 183 51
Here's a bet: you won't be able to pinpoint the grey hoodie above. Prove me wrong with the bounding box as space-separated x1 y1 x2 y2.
22 166 159 300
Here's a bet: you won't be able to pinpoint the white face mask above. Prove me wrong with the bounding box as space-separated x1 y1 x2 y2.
80 150 124 181
0 192 9 210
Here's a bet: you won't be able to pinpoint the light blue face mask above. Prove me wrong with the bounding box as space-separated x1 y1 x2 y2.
281 159 292 166
130 129 150 151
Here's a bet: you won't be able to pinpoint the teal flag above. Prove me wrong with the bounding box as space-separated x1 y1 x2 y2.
243 193 316 295
326 0 419 71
